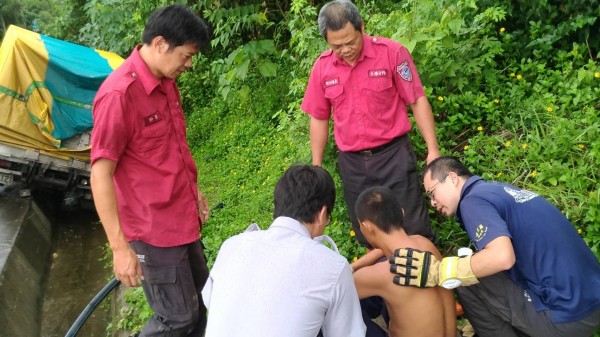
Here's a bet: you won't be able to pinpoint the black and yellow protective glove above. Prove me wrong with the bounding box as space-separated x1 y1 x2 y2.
388 248 479 289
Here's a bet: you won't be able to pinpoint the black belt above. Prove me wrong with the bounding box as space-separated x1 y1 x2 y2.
351 136 404 156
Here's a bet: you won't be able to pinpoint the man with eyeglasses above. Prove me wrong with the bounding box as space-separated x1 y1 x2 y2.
390 156 600 337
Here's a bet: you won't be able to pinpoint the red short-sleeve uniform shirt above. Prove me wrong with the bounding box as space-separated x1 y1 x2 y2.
91 46 200 247
301 34 426 152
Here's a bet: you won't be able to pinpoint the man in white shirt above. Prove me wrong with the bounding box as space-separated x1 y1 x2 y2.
202 164 366 337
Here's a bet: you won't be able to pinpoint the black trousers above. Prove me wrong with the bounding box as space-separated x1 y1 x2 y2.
338 135 435 247
130 240 209 337
458 272 600 337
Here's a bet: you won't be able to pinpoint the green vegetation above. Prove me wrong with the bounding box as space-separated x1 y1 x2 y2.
5 0 598 334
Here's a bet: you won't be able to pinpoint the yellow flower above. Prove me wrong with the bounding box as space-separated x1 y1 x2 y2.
353 256 358 262
464 145 469 150
595 72 600 78
505 141 512 147
477 126 483 132
521 143 528 149
500 27 506 33
577 228 583 234
493 98 500 104
516 74 522 80
578 144 585 149
437 96 444 102
350 230 356 237
496 172 503 177
510 73 515 77
531 170 538 177
547 106 554 112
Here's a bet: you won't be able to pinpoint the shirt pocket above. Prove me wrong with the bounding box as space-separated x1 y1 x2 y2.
324 85 347 118
362 76 395 116
134 114 170 153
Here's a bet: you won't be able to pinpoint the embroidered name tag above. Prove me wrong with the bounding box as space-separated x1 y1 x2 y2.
368 69 388 78
143 112 162 126
324 77 339 87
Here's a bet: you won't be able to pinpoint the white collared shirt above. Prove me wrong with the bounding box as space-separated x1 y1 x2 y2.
202 216 366 337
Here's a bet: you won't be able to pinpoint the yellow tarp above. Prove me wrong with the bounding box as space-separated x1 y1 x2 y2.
0 25 124 161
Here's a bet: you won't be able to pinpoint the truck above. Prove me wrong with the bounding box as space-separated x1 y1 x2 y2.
0 25 124 209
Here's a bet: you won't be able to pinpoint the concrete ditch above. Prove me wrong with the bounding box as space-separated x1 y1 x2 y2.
0 189 52 337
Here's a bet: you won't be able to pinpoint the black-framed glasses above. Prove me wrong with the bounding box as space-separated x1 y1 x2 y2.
426 175 448 201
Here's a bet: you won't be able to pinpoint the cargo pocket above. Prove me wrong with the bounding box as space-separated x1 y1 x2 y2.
144 266 187 316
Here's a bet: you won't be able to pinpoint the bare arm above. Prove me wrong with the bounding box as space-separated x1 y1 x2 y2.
352 249 387 299
91 158 142 287
411 96 441 164
471 236 516 277
350 249 384 272
353 263 386 299
310 116 329 166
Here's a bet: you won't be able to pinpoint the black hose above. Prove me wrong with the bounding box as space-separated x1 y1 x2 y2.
64 277 121 337
64 202 223 336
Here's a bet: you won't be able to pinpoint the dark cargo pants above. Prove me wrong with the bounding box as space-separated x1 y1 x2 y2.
458 272 600 337
338 134 436 248
130 240 209 337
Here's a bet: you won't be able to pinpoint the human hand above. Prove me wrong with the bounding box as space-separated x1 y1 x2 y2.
425 149 441 164
197 190 209 224
113 245 143 287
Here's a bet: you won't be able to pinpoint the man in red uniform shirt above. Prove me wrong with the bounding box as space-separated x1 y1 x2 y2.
90 5 211 336
301 0 441 247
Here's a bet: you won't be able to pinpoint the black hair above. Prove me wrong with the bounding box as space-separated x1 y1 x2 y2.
273 165 335 224
355 186 403 234
422 156 473 182
318 0 362 39
142 4 211 51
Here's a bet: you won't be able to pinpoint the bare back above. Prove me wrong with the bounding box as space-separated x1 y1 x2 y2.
354 236 456 337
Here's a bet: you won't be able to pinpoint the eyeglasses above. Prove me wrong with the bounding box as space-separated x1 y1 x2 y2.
426 175 448 202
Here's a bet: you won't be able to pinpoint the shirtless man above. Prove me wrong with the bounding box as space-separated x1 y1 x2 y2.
351 186 456 337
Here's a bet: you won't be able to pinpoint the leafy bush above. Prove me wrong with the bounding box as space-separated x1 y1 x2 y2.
39 0 598 334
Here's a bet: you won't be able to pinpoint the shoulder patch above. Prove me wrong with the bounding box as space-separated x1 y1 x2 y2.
474 224 488 242
503 187 538 203
396 61 412 82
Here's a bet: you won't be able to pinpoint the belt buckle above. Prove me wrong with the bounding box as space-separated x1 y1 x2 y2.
360 149 373 156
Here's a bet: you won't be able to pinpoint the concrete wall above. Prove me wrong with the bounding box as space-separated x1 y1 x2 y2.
0 191 52 337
